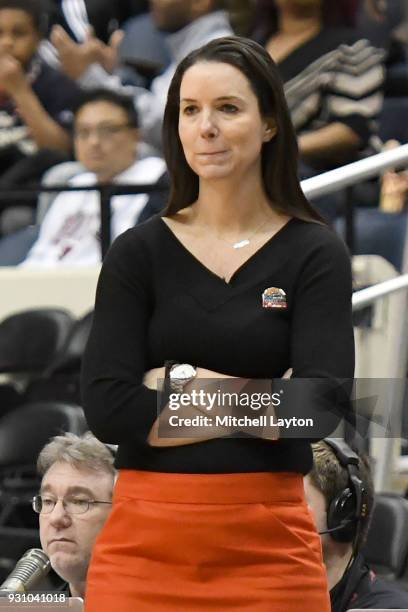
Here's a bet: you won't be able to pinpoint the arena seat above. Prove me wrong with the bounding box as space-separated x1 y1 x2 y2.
379 97 408 144
25 311 94 405
0 309 73 376
0 526 41 584
0 402 87 528
363 493 408 580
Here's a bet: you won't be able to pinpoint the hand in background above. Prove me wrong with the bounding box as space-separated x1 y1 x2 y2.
364 0 387 22
380 140 408 213
50 25 123 79
100 30 124 74
0 54 28 97
50 25 105 79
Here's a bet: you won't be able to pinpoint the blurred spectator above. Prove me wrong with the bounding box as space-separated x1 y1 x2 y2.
47 0 233 151
34 432 116 599
360 0 407 52
116 12 171 88
20 88 166 267
252 0 384 172
305 440 408 611
39 0 149 73
250 0 384 222
44 0 148 46
252 0 358 42
136 0 234 149
0 0 81 220
357 0 408 95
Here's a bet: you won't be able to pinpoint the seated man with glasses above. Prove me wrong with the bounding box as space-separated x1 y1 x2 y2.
32 431 116 599
18 87 166 267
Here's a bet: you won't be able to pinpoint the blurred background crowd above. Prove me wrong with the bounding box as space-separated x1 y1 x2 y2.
0 0 406 266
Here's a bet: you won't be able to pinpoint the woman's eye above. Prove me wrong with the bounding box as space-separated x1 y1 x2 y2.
183 106 198 115
220 104 238 113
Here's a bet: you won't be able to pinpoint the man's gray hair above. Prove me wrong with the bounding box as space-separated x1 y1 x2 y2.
37 431 116 478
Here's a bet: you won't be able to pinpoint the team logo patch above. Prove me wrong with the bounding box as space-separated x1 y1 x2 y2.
262 287 287 309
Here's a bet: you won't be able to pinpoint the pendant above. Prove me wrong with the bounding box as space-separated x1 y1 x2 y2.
233 239 250 249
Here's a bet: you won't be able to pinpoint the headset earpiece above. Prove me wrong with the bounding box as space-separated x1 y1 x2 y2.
323 438 368 544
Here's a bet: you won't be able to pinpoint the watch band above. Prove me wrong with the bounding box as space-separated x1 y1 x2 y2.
164 360 179 380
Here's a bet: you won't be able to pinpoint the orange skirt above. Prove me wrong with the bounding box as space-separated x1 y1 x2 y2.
85 470 330 612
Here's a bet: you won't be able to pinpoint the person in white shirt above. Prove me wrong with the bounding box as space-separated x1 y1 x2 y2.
22 88 166 267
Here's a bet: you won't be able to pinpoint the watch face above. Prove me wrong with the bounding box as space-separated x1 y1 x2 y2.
171 364 196 382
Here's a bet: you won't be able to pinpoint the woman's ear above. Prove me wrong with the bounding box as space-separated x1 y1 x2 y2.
263 118 277 142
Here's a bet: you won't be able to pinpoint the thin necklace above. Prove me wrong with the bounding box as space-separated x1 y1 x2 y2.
215 219 269 249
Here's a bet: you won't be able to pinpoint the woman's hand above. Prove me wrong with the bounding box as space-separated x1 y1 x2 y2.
143 367 166 390
146 366 239 447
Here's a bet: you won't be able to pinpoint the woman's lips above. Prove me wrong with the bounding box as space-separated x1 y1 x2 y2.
196 151 230 160
197 150 227 155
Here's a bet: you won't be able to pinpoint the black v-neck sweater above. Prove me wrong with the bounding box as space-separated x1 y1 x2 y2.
81 215 354 474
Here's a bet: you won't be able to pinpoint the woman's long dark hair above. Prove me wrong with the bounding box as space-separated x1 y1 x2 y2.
162 36 323 224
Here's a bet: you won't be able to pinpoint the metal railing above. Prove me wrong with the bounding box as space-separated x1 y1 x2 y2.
353 274 408 310
353 273 408 491
301 143 408 199
0 182 167 259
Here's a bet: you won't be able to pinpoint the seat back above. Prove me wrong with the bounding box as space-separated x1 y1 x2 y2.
0 527 40 583
23 312 94 405
46 311 93 375
379 97 408 144
0 402 87 471
0 402 88 527
363 493 408 578
336 210 408 272
0 309 73 375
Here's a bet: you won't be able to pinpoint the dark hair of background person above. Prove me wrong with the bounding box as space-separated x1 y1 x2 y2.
309 440 375 549
73 88 139 129
0 0 48 35
251 0 358 44
162 36 323 224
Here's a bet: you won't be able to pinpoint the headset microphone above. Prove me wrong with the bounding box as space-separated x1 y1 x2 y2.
318 522 353 536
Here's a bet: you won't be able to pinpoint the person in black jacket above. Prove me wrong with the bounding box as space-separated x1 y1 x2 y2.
305 439 408 611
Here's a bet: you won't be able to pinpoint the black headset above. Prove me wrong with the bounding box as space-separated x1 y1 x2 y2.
319 438 369 544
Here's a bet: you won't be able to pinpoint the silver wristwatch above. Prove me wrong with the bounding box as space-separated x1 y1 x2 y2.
169 363 197 394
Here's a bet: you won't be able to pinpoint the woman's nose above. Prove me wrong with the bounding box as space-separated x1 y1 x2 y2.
199 112 218 139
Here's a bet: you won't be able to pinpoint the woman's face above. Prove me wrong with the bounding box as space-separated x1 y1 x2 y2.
178 61 275 182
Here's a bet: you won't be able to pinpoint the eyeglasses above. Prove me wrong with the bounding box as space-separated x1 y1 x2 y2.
32 495 112 515
73 124 131 141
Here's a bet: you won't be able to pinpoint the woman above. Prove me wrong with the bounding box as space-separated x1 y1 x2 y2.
82 36 354 611
252 0 384 172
